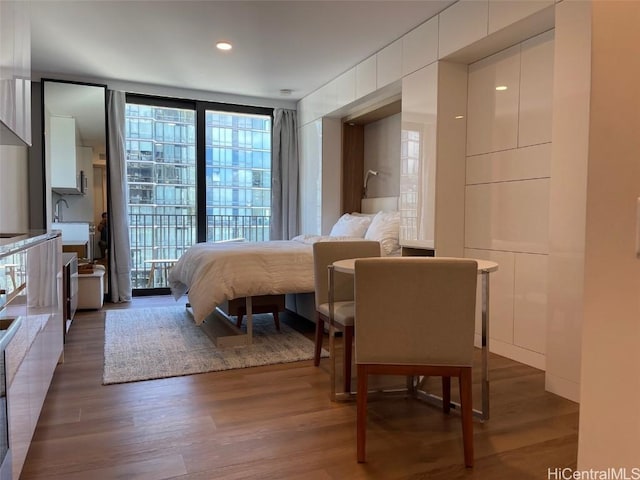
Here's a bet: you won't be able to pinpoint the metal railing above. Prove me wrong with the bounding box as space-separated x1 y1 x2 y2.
128 213 270 288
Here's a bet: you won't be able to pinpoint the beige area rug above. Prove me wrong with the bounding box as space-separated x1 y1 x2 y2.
103 306 327 385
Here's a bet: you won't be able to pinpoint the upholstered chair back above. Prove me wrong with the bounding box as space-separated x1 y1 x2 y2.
354 257 478 367
313 241 381 308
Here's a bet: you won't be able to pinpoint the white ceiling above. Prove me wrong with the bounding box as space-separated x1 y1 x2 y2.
29 0 455 103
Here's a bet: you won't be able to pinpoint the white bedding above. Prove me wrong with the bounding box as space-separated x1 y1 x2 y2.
168 235 361 324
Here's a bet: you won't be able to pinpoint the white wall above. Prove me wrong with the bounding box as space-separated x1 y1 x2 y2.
578 0 640 468
0 145 29 232
546 0 591 403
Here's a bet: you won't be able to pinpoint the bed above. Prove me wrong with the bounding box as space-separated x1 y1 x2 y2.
168 197 400 343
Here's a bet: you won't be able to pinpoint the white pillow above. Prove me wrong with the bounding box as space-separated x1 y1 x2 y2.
365 211 401 256
329 213 372 238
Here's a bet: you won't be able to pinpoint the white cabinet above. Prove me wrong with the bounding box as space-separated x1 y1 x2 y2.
518 30 554 147
466 44 521 156
50 115 84 194
399 61 467 257
488 0 554 34
0 0 31 146
298 117 342 236
356 56 377 99
298 120 323 235
4 235 63 480
402 16 438 76
376 39 402 88
438 0 488 59
400 64 438 246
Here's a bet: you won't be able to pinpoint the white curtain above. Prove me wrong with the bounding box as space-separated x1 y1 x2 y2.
270 108 299 240
106 90 132 302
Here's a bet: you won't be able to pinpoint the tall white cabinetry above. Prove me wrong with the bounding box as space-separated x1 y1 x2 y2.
298 117 342 235
1 233 64 480
0 0 31 145
464 31 554 370
399 61 467 257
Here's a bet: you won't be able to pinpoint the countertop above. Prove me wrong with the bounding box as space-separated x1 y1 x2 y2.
0 230 61 258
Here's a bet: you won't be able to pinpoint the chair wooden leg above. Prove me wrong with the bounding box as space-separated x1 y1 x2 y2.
357 365 369 463
459 367 474 468
442 376 451 414
313 317 324 367
343 326 354 394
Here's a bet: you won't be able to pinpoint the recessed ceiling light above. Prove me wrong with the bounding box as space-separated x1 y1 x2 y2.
216 41 232 51
279 89 292 96
495 85 508 91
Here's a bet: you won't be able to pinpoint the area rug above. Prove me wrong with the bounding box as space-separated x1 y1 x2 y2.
103 306 327 385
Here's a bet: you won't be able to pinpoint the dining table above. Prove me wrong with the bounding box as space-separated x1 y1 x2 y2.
329 256 498 421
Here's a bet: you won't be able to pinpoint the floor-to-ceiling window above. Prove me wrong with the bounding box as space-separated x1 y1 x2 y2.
125 95 272 290
204 110 271 242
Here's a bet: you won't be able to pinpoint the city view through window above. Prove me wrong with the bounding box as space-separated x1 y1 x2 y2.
125 102 272 288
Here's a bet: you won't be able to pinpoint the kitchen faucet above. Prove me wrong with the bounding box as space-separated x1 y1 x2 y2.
54 198 69 222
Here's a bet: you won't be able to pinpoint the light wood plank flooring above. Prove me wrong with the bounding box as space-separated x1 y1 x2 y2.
21 296 579 479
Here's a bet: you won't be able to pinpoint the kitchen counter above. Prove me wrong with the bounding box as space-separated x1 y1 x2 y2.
0 231 64 480
0 231 60 258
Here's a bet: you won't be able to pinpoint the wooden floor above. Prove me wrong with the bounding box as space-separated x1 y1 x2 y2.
21 296 579 480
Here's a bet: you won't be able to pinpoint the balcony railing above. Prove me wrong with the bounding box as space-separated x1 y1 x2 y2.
128 213 270 289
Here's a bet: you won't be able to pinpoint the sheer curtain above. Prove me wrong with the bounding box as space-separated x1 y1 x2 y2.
270 108 299 240
106 90 132 302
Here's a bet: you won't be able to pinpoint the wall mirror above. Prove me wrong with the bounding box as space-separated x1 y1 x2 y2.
43 79 108 267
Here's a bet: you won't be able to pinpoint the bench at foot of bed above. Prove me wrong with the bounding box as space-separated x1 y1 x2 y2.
222 294 286 331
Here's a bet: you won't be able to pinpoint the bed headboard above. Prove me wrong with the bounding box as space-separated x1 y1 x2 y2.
361 196 398 214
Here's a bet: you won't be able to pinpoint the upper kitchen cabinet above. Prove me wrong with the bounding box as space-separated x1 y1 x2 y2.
0 0 31 146
50 115 83 194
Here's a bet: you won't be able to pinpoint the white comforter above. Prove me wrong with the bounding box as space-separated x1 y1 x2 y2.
168 235 359 324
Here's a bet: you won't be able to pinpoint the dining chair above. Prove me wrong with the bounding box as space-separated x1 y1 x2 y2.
312 240 381 395
354 257 478 467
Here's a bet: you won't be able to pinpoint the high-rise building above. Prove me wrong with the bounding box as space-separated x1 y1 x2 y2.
124 103 271 288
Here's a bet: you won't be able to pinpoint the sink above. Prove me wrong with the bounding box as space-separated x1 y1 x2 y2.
51 222 89 243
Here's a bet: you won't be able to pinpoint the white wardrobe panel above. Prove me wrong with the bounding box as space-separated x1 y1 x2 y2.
317 82 336 119
297 96 312 126
514 252 548 354
376 38 403 88
438 0 488 59
320 79 338 117
465 179 550 254
466 248 515 346
301 89 324 125
519 30 554 147
488 0 554 34
298 120 322 235
400 64 438 245
467 44 521 155
402 16 438 76
334 68 356 112
466 142 552 185
356 55 377 99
